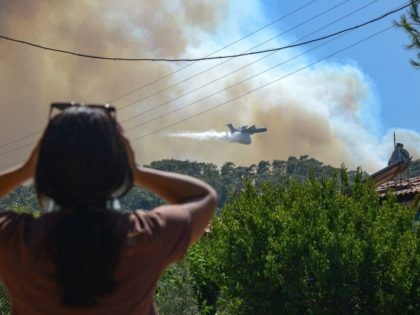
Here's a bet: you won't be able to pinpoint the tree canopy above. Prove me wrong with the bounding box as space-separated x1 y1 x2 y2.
396 0 420 67
187 173 419 314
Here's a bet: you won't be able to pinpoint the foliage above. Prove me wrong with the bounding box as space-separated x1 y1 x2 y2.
190 173 419 314
186 241 219 315
0 205 37 312
409 159 420 177
0 185 38 213
155 261 200 315
0 283 11 315
396 0 420 67
120 186 163 211
141 157 341 210
6 156 416 213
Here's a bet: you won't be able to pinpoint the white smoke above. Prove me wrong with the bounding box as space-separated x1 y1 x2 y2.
169 130 229 142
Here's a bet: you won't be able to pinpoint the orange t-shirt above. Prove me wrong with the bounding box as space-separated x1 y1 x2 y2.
0 207 192 315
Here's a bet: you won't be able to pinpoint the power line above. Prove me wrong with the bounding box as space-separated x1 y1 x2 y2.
123 35 344 135
0 0 392 161
128 26 394 144
0 0 348 156
119 0 375 126
0 0 318 151
0 131 41 151
110 0 318 104
0 3 410 62
0 1 406 164
0 25 395 171
0 0 355 157
118 0 350 112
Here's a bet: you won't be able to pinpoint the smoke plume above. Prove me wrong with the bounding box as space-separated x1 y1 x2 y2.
0 0 418 174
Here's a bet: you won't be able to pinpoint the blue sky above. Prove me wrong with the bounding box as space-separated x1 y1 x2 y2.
260 0 419 134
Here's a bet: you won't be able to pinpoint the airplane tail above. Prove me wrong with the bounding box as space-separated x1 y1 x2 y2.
226 123 235 133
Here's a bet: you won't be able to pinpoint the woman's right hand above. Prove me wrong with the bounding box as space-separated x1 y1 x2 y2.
0 141 41 198
120 135 139 182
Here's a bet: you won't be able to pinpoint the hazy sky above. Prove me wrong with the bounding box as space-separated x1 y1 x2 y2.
0 0 418 173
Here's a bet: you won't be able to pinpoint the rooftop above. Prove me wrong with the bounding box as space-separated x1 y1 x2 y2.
376 175 420 199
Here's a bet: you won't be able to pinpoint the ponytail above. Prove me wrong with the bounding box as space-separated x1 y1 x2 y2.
48 207 126 307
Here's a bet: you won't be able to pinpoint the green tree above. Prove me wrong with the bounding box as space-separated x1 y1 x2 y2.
0 185 38 212
155 261 200 315
0 283 11 315
0 283 10 315
255 161 271 187
0 157 346 213
120 186 163 211
396 0 420 67
0 204 37 315
194 174 418 314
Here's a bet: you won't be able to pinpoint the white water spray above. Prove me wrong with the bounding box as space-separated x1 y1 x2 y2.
168 130 251 144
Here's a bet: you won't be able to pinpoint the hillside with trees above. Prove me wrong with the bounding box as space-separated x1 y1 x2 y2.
1 157 419 213
0 155 339 212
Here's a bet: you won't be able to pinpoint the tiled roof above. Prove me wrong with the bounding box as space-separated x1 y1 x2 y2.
376 176 420 198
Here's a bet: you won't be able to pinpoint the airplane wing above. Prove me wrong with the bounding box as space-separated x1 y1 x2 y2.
246 126 267 134
245 125 256 132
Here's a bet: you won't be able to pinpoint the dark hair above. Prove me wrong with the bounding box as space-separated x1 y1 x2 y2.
35 106 133 307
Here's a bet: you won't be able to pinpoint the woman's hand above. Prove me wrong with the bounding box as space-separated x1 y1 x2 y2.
21 141 40 178
118 132 217 244
0 141 40 198
120 135 139 182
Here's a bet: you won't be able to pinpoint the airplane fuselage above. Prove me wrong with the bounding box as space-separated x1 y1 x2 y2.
226 123 267 144
228 131 252 145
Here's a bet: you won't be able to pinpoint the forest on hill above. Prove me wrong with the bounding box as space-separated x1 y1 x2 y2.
1 156 419 213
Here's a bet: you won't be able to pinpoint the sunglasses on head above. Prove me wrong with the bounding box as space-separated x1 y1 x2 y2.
49 102 116 120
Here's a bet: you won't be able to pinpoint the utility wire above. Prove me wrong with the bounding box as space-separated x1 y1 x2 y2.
0 0 360 157
0 3 410 62
118 0 349 112
0 130 41 151
109 0 318 104
128 26 393 143
0 25 395 171
0 0 347 155
0 0 318 150
0 1 407 162
0 0 399 160
119 0 374 126
124 35 344 135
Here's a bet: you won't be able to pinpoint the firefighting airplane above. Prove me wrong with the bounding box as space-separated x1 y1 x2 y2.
226 123 267 145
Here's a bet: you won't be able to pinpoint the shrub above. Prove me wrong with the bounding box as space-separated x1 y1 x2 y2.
191 174 419 314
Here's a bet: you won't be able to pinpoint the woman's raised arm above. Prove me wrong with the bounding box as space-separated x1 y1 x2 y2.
123 137 217 244
0 143 39 198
